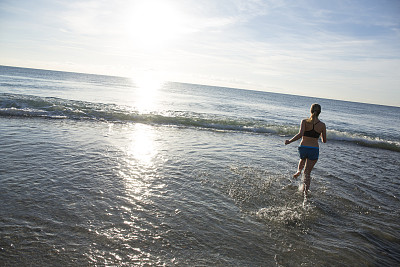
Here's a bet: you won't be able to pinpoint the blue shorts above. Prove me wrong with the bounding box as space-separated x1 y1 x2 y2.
298 146 319 160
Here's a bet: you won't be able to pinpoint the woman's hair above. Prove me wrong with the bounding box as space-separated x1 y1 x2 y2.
310 103 321 117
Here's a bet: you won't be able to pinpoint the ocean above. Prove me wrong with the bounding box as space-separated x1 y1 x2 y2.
1 65 399 266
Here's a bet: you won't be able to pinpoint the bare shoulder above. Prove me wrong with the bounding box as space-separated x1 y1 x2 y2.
319 120 326 129
300 119 308 127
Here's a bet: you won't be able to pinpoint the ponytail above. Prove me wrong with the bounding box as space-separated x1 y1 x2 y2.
310 103 321 118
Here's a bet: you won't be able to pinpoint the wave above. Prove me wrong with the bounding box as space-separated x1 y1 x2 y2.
1 93 399 152
327 130 400 152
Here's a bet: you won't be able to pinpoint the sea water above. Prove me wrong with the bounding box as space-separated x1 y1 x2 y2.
1 65 399 266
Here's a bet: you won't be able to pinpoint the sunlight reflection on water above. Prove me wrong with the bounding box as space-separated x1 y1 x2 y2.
127 123 158 167
117 123 163 203
132 72 164 113
85 123 167 264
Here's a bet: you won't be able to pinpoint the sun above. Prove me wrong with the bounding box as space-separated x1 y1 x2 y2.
124 0 184 49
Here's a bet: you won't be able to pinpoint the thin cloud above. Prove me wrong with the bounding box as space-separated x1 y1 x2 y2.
1 0 399 105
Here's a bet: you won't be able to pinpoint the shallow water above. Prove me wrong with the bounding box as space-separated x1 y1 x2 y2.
1 66 400 266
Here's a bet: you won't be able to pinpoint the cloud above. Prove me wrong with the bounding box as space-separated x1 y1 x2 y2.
1 0 399 105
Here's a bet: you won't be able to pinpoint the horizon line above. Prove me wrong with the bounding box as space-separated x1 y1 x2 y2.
1 64 399 108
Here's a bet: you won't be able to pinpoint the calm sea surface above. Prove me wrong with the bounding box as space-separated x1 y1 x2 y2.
1 65 399 266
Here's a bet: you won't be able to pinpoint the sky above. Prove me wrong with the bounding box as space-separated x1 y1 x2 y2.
0 0 399 106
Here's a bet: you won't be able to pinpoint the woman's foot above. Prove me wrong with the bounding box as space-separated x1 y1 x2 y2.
293 171 302 178
298 183 304 192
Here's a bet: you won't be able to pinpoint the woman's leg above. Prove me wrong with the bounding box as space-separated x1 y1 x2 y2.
303 159 318 193
293 158 305 178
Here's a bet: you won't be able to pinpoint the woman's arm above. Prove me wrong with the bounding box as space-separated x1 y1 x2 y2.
321 123 327 143
285 120 305 145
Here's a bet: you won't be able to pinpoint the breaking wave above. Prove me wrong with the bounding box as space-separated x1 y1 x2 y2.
1 93 399 152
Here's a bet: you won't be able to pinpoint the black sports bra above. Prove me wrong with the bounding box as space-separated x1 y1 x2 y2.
303 121 321 138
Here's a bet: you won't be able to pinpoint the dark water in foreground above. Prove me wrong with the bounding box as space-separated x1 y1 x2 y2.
1 66 399 266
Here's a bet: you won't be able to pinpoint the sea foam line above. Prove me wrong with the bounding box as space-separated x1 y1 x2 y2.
1 93 399 152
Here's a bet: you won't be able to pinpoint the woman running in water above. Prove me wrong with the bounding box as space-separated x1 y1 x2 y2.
285 104 327 194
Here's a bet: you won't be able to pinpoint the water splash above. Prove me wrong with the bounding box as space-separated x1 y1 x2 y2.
225 165 315 228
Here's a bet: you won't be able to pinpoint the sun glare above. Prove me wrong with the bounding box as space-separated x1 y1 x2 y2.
128 123 158 167
132 71 164 113
124 1 184 49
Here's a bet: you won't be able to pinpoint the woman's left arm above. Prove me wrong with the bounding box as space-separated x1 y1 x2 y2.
321 123 327 143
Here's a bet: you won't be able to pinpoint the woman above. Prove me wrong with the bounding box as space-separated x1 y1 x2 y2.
285 103 327 194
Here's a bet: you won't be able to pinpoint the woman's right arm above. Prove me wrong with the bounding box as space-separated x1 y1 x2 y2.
285 120 305 145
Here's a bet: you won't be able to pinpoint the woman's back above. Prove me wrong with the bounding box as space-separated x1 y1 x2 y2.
304 119 323 137
301 119 326 147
